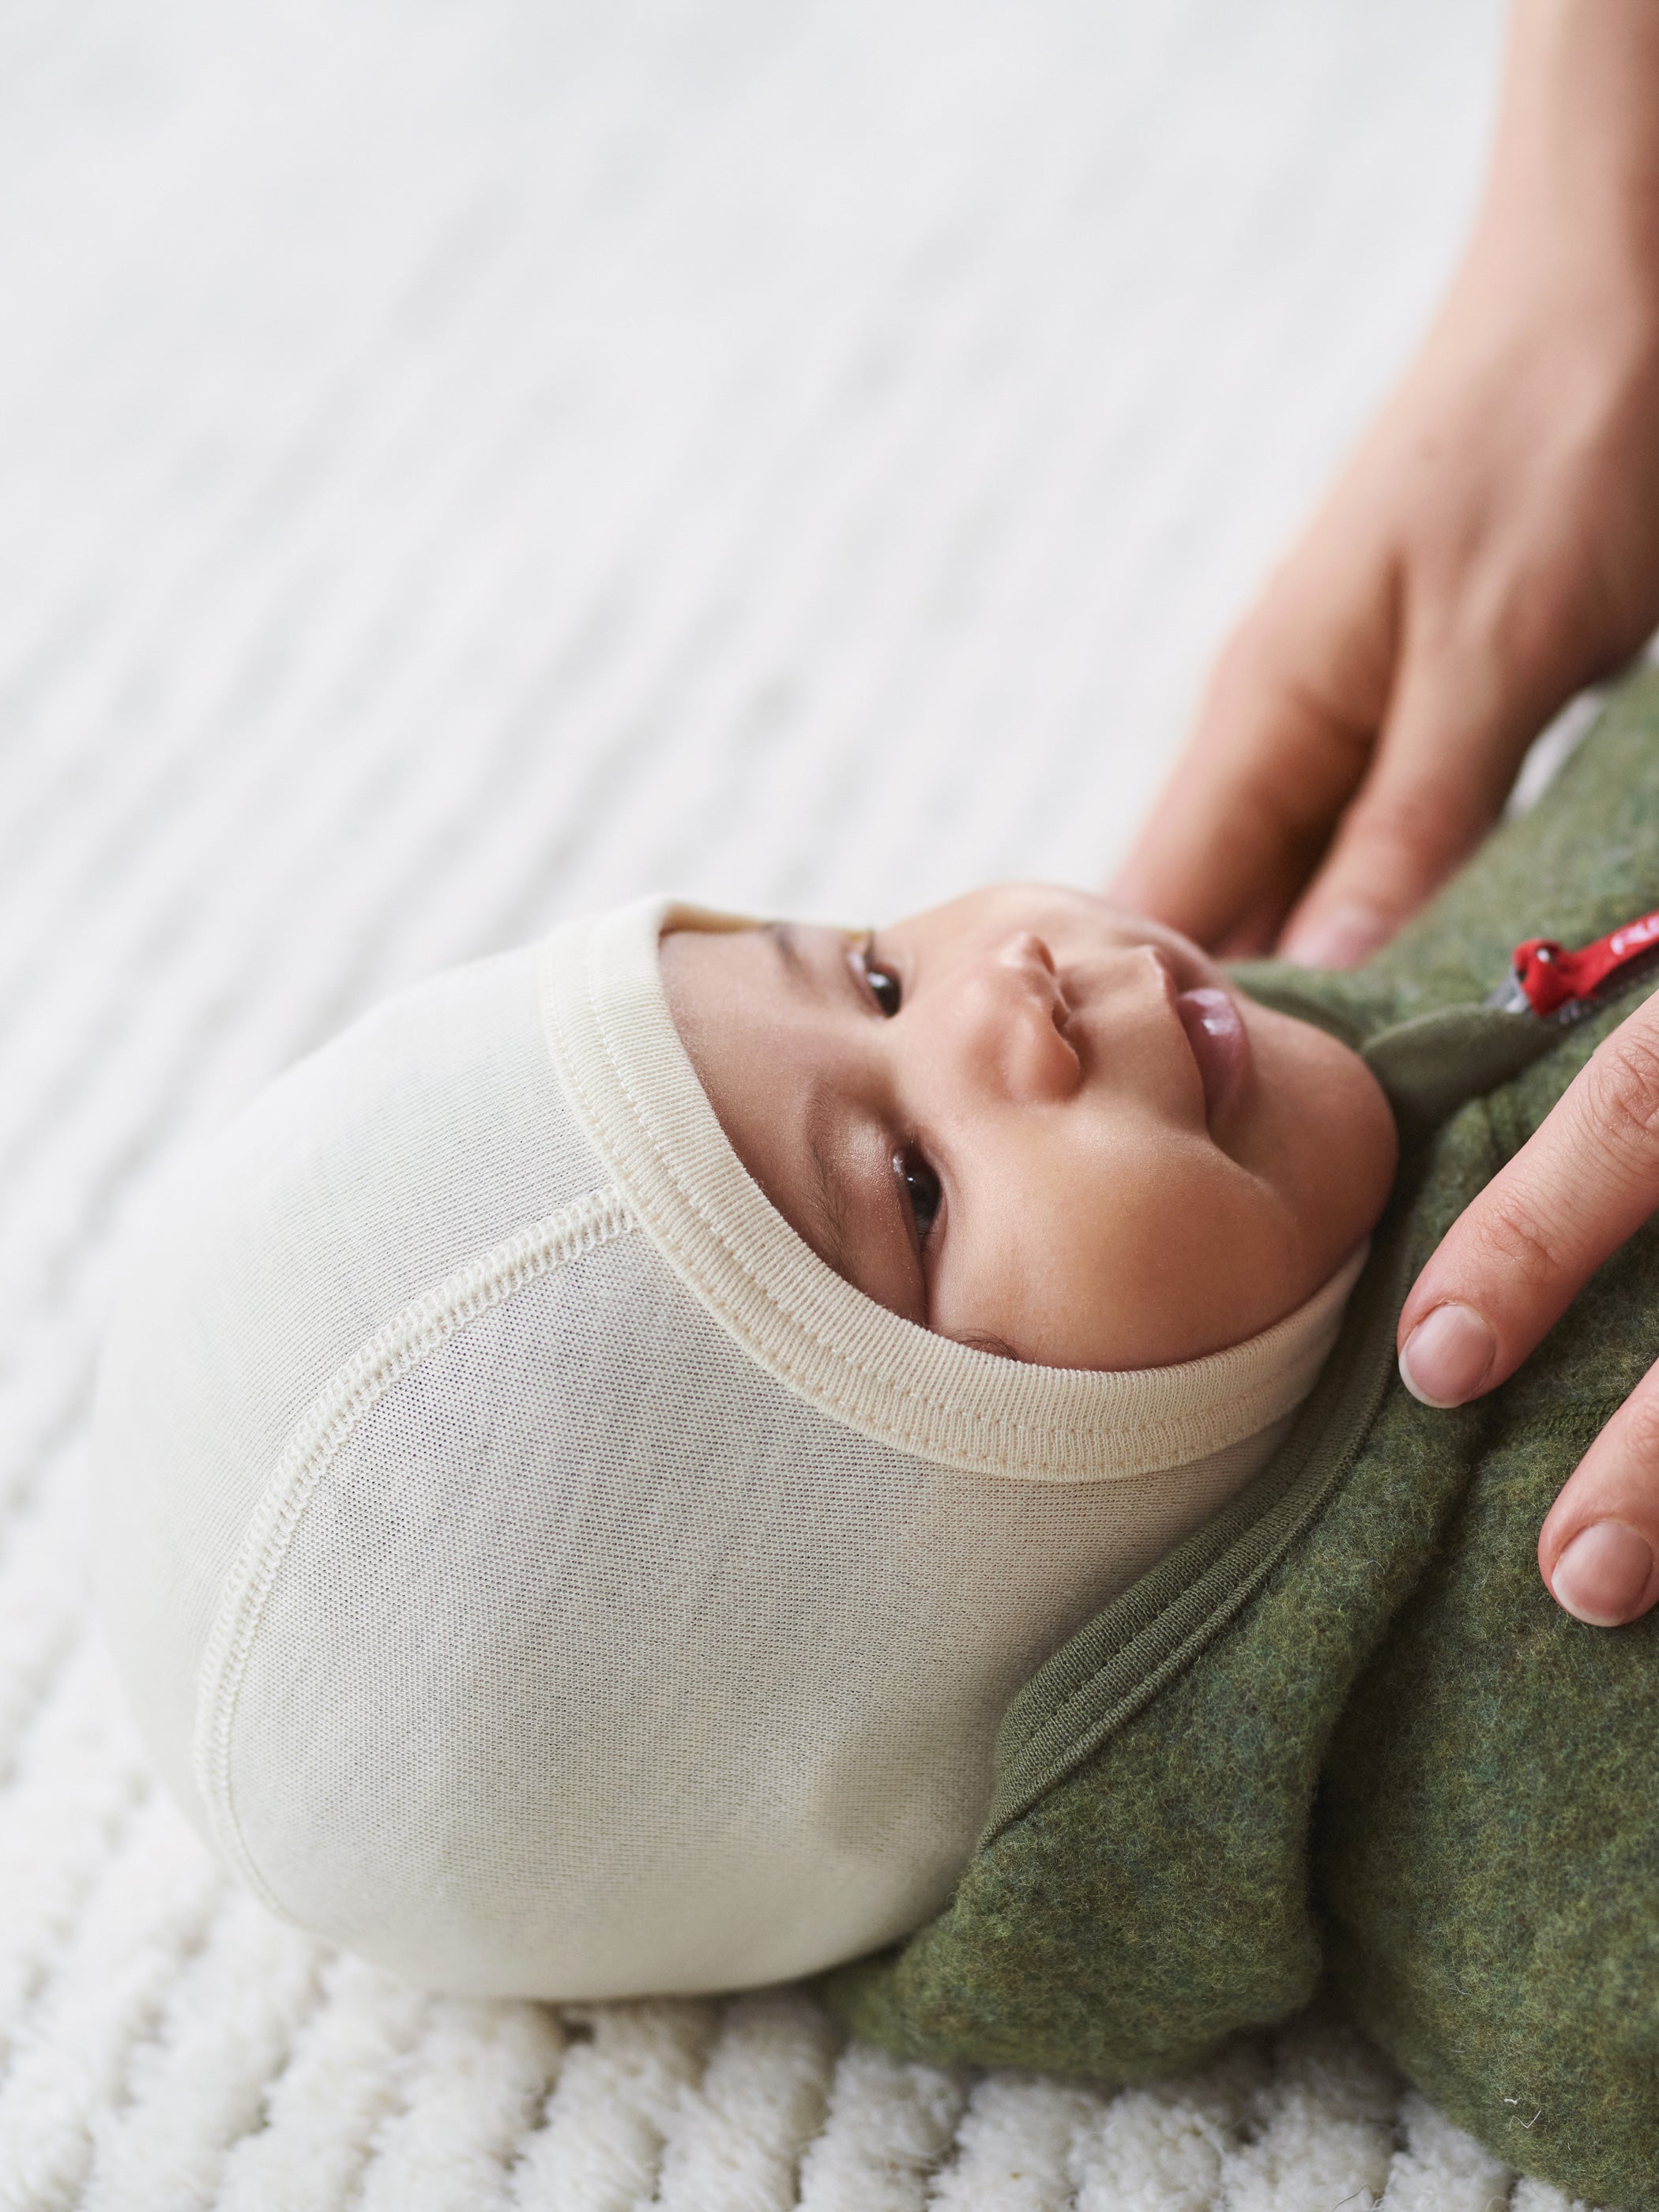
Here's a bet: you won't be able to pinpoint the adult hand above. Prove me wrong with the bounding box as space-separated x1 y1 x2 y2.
1396 988 1659 1626
1112 0 1659 967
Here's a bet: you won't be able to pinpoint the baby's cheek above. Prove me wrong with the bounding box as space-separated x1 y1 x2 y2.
999 1146 1302 1369
1109 1159 1308 1363
1244 1022 1396 1277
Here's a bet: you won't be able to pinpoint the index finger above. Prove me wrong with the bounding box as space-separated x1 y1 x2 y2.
1398 988 1659 1405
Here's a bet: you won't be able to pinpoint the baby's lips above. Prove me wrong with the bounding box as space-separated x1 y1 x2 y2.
1175 987 1250 1125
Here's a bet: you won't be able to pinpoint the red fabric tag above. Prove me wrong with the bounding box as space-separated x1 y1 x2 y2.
1511 908 1659 1017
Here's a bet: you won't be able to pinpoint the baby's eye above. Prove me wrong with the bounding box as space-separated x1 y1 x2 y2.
859 936 902 1018
896 1147 941 1242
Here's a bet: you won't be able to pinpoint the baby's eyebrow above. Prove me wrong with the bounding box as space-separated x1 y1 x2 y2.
762 920 881 1292
802 1085 857 1286
767 918 865 1013
765 920 813 987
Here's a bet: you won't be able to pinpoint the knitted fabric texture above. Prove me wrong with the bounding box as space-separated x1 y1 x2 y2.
91 898 1358 2003
825 667 1659 2212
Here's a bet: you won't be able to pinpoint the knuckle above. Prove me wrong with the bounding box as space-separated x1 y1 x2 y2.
1345 781 1478 880
1578 1025 1659 1168
1613 1380 1659 1472
1465 1189 1565 1294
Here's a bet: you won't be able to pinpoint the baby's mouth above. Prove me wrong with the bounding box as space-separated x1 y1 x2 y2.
1175 987 1251 1126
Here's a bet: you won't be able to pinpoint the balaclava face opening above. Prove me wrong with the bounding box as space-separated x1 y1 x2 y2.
92 898 1362 1999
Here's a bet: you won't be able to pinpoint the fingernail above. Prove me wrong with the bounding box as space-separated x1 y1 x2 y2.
1550 1522 1655 1627
1282 903 1389 969
1398 1303 1496 1407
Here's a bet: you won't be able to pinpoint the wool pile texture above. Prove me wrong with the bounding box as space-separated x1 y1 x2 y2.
3 2 1612 2206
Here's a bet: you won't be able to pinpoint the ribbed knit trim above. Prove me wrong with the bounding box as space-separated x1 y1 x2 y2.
538 897 1367 1482
192 1188 635 1912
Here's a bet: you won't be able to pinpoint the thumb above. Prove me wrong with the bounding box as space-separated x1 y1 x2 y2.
1277 646 1542 968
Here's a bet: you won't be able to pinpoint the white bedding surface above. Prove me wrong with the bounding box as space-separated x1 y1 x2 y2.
4 2 1596 2205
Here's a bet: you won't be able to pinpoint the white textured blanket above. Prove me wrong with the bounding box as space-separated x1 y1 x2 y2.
4 2 1599 2205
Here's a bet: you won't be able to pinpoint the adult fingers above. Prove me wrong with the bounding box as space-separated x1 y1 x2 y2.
1109 615 1379 951
1536 1363 1659 1625
1398 987 1659 1405
1277 638 1548 968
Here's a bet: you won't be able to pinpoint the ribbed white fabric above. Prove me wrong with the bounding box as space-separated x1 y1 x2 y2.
93 897 1360 1999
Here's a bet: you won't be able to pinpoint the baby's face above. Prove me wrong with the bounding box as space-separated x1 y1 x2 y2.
661 886 1397 1369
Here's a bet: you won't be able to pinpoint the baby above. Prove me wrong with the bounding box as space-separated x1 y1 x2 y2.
92 672 1659 2212
91 884 1394 2003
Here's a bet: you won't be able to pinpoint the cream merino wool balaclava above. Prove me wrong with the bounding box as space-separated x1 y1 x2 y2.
92 897 1364 2001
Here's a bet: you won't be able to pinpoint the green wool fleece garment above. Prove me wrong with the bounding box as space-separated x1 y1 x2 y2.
823 669 1659 2212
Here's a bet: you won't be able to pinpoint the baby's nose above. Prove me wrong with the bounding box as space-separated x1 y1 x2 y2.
999 931 1059 988
997 933 1071 1025
957 934 1078 1100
